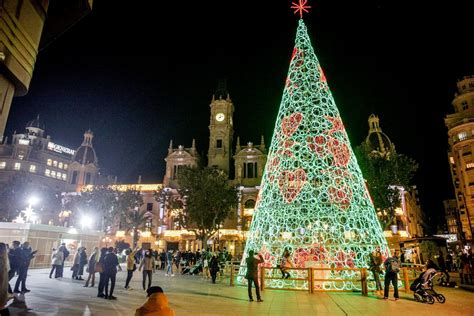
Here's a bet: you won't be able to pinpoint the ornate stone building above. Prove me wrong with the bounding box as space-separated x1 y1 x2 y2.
363 114 424 248
445 75 474 243
162 83 267 254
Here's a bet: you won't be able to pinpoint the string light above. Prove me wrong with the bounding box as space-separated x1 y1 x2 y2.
239 20 389 291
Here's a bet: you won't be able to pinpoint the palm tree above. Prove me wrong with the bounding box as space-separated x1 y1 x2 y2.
122 207 149 248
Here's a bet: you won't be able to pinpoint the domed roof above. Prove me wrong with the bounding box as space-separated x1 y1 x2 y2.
364 114 395 157
74 146 97 165
73 130 98 165
26 115 45 130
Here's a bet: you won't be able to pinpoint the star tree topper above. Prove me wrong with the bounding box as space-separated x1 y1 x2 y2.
291 0 311 19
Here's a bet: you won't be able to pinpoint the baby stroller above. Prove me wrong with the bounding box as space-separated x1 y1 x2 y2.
410 268 446 304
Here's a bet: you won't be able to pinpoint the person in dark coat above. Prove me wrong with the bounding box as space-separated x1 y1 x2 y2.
7 241 21 294
245 250 264 302
59 243 70 278
77 247 88 280
209 253 219 284
14 242 36 293
103 247 119 299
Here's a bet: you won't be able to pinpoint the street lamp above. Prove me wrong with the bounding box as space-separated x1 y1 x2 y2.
21 196 40 223
80 215 94 231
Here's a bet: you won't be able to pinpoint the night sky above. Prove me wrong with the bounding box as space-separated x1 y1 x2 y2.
4 1 474 230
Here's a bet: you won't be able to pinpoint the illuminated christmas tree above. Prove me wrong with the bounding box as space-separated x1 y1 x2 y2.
239 17 389 291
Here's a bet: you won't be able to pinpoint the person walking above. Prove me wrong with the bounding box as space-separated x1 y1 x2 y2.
135 286 175 316
103 247 119 300
1 243 11 316
125 248 139 290
14 242 36 294
383 249 400 300
59 243 70 278
49 248 64 279
7 241 21 294
77 247 88 281
84 247 99 287
209 253 219 284
139 250 156 291
369 246 383 295
159 250 166 270
246 250 264 302
165 250 174 277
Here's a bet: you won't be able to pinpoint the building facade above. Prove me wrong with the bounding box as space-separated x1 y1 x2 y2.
445 75 474 243
162 84 267 255
0 117 103 224
363 114 424 248
443 199 462 240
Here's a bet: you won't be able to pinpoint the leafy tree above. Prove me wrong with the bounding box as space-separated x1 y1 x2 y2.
355 145 418 230
116 190 145 248
63 185 117 231
176 166 237 247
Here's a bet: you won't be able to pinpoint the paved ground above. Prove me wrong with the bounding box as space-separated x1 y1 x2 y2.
5 266 474 316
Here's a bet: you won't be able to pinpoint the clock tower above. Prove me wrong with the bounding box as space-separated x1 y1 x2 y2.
208 81 234 175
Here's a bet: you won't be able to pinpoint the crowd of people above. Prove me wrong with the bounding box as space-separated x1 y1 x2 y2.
2 238 473 314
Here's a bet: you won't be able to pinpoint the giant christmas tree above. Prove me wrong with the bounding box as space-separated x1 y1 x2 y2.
239 16 389 291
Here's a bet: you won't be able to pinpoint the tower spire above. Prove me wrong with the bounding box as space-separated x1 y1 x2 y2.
259 135 265 151
236 136 241 152
168 139 173 154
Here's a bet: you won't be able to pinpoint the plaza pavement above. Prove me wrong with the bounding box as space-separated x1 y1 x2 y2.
5 266 474 316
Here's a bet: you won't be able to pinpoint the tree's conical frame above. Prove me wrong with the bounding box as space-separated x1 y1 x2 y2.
239 19 389 291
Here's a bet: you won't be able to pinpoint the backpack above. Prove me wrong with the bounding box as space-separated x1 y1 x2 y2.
387 258 400 273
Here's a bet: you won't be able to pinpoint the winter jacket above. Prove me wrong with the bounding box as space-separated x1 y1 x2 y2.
134 293 175 316
127 250 138 270
51 250 64 266
246 254 264 279
140 256 155 272
103 252 119 274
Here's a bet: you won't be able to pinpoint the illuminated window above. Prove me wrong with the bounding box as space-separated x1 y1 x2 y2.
467 163 474 170
58 162 63 169
18 154 24 160
53 160 58 167
51 170 56 177
14 162 21 170
0 162 5 169
47 159 52 166
29 165 36 173
449 157 455 164
56 172 62 179
62 173 67 181
458 132 468 141
45 169 51 176
64 164 68 170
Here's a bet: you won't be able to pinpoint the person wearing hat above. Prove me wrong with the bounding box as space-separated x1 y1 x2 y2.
135 286 175 316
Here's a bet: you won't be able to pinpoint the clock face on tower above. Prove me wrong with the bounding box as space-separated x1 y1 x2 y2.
215 113 225 122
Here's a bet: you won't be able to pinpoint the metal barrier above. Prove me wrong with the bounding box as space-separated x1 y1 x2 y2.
227 262 423 296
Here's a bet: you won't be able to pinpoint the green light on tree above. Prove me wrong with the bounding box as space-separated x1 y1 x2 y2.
239 19 389 291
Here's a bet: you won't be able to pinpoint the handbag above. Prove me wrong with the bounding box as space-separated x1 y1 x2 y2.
95 262 104 273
